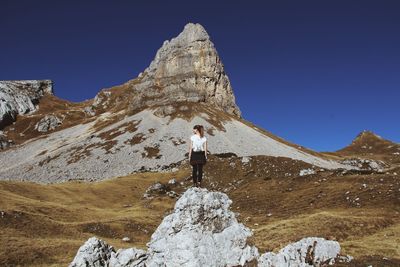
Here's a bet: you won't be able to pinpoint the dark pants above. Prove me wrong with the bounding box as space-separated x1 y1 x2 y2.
192 163 203 183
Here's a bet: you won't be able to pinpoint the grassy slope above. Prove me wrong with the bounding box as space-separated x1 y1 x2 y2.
0 155 399 266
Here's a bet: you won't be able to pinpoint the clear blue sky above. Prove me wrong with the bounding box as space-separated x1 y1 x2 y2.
1 0 399 152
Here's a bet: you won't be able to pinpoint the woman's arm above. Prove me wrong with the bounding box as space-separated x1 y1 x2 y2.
189 139 192 159
204 140 207 159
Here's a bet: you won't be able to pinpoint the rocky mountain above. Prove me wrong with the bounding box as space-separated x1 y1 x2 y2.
324 130 400 165
0 23 387 184
336 130 399 155
128 23 241 117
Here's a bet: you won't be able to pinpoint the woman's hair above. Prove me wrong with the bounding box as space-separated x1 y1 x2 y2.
193 124 204 138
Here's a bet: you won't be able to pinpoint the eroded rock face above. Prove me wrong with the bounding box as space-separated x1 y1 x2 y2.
0 80 53 129
123 23 241 118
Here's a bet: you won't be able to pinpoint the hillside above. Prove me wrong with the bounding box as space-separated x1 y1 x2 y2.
0 154 399 266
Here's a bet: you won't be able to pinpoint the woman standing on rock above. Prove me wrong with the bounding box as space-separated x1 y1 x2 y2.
189 125 207 187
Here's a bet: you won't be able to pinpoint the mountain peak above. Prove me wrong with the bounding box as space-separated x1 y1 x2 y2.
335 129 399 157
177 22 210 43
354 130 383 142
116 23 242 118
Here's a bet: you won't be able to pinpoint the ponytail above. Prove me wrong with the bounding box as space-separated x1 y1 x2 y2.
199 125 204 138
193 125 205 138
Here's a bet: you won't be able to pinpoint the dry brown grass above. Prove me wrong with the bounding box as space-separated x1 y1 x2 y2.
0 170 183 266
0 155 399 266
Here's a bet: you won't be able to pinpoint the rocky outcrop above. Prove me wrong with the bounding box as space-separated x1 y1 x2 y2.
258 237 352 266
35 114 63 132
145 187 259 266
70 187 259 266
339 158 388 172
121 23 241 118
0 80 53 129
70 188 352 266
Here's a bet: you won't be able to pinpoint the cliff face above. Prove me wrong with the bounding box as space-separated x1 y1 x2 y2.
0 80 53 129
121 23 241 118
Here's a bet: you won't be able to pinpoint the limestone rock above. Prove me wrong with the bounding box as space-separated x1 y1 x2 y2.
109 248 148 267
299 168 316 176
69 236 115 267
125 23 241 118
84 106 96 116
35 114 63 132
143 182 168 199
145 187 259 266
0 80 53 129
257 237 345 267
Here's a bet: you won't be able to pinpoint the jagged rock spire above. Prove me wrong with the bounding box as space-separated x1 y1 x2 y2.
127 22 242 117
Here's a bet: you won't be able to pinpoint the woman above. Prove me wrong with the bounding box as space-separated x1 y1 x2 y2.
189 125 207 187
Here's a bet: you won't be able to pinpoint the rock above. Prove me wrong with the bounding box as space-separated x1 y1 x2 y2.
145 187 259 266
35 114 63 132
153 105 176 117
145 182 166 193
0 132 13 149
299 168 316 176
84 106 96 116
257 237 346 267
241 156 250 164
166 190 179 198
0 80 53 129
339 158 387 172
122 237 130 242
168 178 177 185
109 248 148 267
125 23 241 118
69 236 115 267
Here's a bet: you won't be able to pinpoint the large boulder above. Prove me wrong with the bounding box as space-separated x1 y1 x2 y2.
145 187 259 266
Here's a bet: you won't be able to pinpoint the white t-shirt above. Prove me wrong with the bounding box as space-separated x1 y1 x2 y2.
190 134 207 152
